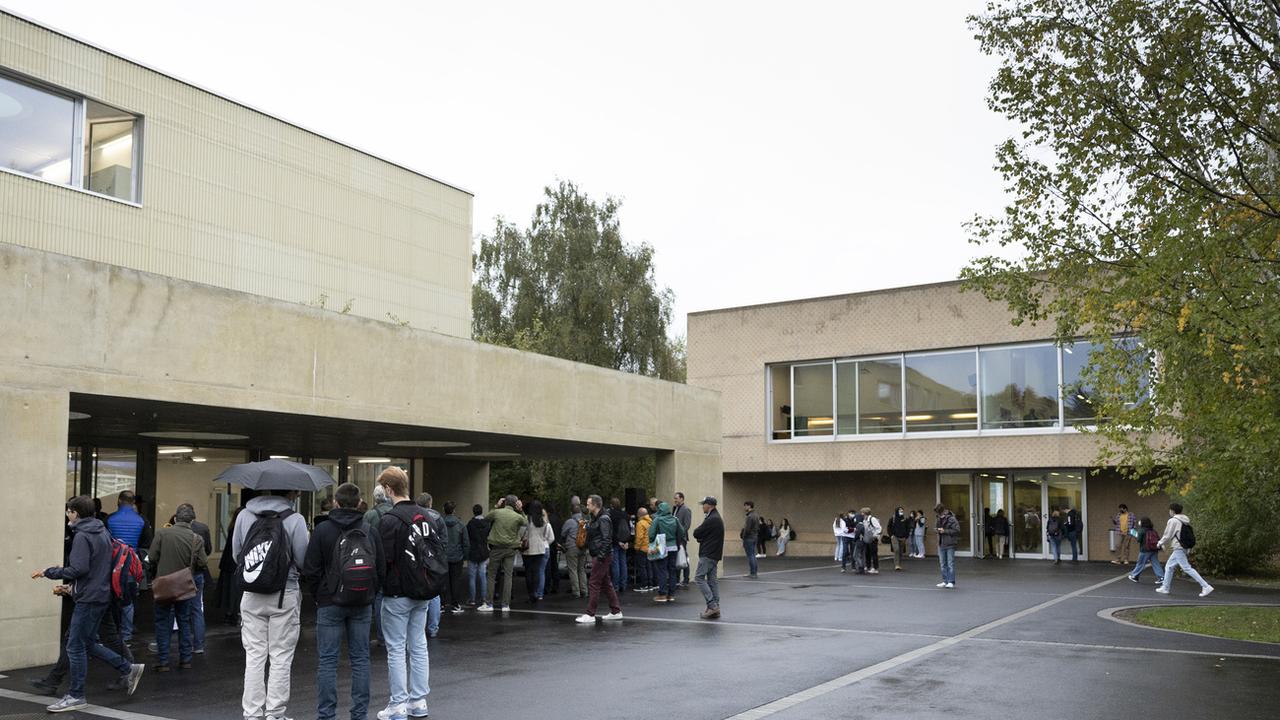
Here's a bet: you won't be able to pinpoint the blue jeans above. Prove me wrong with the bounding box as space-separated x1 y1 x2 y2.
656 551 678 595
743 539 758 576
121 602 134 642
372 592 384 643
154 597 194 665
381 596 429 708
1066 531 1080 561
68 601 130 699
1050 535 1062 561
610 547 628 591
523 554 546 600
938 547 956 584
1130 550 1164 581
840 537 854 568
427 596 440 637
193 573 206 651
1161 548 1211 592
317 604 371 720
466 560 487 604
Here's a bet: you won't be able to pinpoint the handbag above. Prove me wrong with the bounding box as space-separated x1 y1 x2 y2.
152 566 197 606
648 533 666 561
676 545 689 569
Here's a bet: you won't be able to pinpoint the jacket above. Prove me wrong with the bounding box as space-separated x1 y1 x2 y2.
1063 509 1083 533
741 510 760 541
232 495 311 592
363 500 394 530
674 503 693 545
649 502 686 554
560 513 584 549
379 501 447 598
150 521 209 579
586 510 613 559
864 515 882 541
694 509 725 560
521 517 555 555
444 513 469 563
45 517 113 604
936 511 961 550
107 506 151 550
466 515 491 563
1112 511 1137 533
484 506 528 549
1158 514 1193 551
990 514 1010 537
888 513 911 539
634 515 653 553
301 507 386 607
607 507 631 546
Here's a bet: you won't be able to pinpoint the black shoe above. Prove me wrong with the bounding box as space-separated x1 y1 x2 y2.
178 661 193 670
27 676 60 695
1128 575 1139 583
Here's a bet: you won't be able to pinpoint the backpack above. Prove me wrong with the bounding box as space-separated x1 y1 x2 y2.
390 505 448 601
110 538 143 606
237 509 296 606
1045 518 1061 537
330 524 378 606
1177 521 1196 550
1143 528 1160 553
575 518 588 549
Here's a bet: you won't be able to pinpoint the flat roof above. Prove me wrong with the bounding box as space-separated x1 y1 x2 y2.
689 277 968 317
2 8 473 197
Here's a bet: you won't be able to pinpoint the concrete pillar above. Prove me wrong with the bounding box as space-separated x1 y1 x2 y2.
421 459 490 516
655 450 722 562
0 387 68 672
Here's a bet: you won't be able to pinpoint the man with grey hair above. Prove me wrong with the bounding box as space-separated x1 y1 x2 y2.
149 503 208 672
560 503 588 598
576 495 622 623
364 484 394 645
175 503 212 655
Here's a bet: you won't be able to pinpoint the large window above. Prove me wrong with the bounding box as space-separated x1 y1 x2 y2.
857 358 903 434
791 363 834 437
980 344 1059 429
904 351 977 432
0 72 141 202
1061 341 1100 426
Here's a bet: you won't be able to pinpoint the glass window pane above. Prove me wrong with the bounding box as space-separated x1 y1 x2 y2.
66 447 81 500
980 345 1060 429
905 352 977 432
769 365 792 440
94 448 137 503
1061 341 1100 425
350 458 410 503
85 100 135 201
792 363 833 437
0 74 76 184
836 362 857 434
938 472 971 552
857 358 903 433
1013 472 1044 555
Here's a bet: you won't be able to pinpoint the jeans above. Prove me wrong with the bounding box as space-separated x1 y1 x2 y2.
153 597 194 665
381 596 429 708
658 551 678 595
372 592 384 643
523 553 546 601
938 547 956 584
852 540 867 573
193 573 206 651
891 536 906 567
426 596 440 637
545 544 560 594
466 560 487 605
121 602 135 642
865 540 879 571
1066 531 1080 561
610 547 628 591
742 539 758 576
487 547 516 608
1050 535 1063 561
914 530 925 555
1161 548 1211 592
241 589 302 720
587 553 620 616
1131 550 1164 581
67 601 131 699
840 537 853 568
317 604 372 720
695 557 719 608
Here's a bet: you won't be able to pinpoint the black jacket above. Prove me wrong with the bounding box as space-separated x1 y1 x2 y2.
888 513 912 538
607 507 630 546
1063 509 1083 533
465 515 490 563
694 509 725 561
45 518 113 604
302 508 386 607
377 501 446 599
587 511 613 559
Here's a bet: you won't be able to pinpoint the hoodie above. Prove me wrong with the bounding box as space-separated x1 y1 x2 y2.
648 502 686 554
302 507 386 607
444 513 470 563
1159 513 1193 551
45 517 112 604
232 495 311 592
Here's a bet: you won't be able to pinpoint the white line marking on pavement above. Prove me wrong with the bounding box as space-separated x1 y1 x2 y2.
722 573 1128 720
722 563 840 578
966 635 1280 661
505 607 947 640
0 687 180 720
723 577 1065 598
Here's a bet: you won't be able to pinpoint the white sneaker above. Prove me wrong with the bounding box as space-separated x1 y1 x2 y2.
475 603 494 613
603 611 624 621
936 582 947 588
575 613 596 624
944 582 955 589
407 699 429 718
377 704 407 720
869 569 879 575
1155 586 1170 594
1199 586 1214 598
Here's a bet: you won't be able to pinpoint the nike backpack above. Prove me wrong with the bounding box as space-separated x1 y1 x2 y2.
236 509 295 606
331 524 378 606
391 505 448 601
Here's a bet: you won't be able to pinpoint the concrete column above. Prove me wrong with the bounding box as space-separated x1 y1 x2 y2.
0 387 68 672
421 459 490 516
655 450 722 562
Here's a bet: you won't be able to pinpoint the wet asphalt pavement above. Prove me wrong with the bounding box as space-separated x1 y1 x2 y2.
2 556 1277 719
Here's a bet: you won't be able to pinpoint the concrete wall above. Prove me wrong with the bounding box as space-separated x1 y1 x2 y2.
0 11 473 337
423 459 490 520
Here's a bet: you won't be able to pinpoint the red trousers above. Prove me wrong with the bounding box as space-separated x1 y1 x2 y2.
587 553 621 616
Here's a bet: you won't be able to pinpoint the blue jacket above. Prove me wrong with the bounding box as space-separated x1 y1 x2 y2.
107 505 147 549
45 518 113 604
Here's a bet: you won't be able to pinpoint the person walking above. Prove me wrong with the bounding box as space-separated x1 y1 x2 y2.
32 496 146 712
740 501 761 578
990 509 1010 559
1046 509 1064 564
520 501 554 603
441 501 469 613
575 495 623 623
673 492 694 586
560 503 588 599
233 487 311 720
148 503 208 672
776 518 793 556
694 496 725 620
464 504 490 607
1127 517 1164 585
861 507 881 574
1063 505 1083 562
477 496 527 613
649 501 686 602
1112 504 1137 565
887 507 911 571
935 503 960 588
632 507 653 592
1156 503 1213 598
756 518 771 558
106 490 152 645
302 482 385 720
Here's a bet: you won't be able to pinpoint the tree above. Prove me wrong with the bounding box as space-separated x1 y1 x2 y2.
964 1 1280 572
473 180 686 508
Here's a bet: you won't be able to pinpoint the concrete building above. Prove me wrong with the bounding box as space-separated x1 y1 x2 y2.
688 281 1166 563
0 10 720 672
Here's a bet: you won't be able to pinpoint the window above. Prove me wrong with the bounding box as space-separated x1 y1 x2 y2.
0 72 140 202
769 365 792 440
980 344 1060 429
856 358 903 434
792 363 834 437
1061 341 1100 426
904 351 978 432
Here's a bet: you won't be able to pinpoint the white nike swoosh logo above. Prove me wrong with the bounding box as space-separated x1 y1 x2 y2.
243 563 263 584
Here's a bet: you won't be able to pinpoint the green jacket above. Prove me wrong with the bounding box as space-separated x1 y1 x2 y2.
484 506 528 549
648 502 686 553
150 521 208 579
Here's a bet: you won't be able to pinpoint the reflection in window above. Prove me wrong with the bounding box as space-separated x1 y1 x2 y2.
1061 341 1100 425
980 344 1059 429
84 100 136 201
905 352 977 432
792 363 833 436
857 358 903 433
94 448 137 501
66 447 81 500
770 365 792 440
836 362 857 435
0 74 76 183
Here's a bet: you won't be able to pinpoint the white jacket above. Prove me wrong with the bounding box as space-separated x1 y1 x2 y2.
522 519 555 555
1158 514 1192 551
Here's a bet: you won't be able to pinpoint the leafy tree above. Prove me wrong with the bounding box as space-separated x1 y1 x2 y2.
964 0 1280 572
474 180 686 510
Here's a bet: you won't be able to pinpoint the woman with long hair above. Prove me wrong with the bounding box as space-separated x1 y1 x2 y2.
520 500 555 602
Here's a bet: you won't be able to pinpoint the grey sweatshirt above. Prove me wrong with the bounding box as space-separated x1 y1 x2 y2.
231 495 310 592
1158 513 1192 551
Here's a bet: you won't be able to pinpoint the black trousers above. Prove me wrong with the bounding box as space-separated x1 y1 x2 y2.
444 561 465 608
865 540 880 570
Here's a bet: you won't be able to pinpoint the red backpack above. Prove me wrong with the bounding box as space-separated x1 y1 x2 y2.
110 538 144 606
1142 528 1160 553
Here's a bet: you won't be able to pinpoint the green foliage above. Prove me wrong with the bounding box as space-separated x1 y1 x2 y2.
474 180 686 509
964 1 1280 573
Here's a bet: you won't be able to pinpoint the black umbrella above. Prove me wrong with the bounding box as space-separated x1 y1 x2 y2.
214 458 335 491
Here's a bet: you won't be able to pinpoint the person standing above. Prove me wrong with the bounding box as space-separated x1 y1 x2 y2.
234 487 310 720
887 507 910 571
363 485 395 645
990 509 1010 559
1063 505 1083 562
464 504 490 607
632 507 653 593
740 501 760 579
934 503 960 588
520 501 554 603
180 504 213 655
33 496 145 712
756 518 770 558
1112 504 1137 565
575 495 622 623
148 504 207 672
1046 509 1064 564
607 498 631 593
1156 503 1213 597
544 505 562 596
673 492 693 586
413 493 443 639
560 503 588 598
477 496 527 613
913 510 927 558
106 490 152 645
1128 516 1164 585
861 507 881 574
649 502 686 602
441 501 469 614
302 482 385 720
694 496 724 619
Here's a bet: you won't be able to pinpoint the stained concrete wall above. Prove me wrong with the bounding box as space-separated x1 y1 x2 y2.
423 459 490 520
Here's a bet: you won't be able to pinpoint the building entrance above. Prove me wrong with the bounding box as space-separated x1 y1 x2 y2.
939 469 1087 560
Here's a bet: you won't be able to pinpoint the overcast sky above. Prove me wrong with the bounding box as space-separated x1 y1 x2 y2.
5 0 1014 337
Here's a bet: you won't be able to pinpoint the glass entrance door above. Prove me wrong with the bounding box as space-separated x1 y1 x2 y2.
945 469 1087 560
1046 471 1087 561
1012 473 1045 558
975 473 1009 558
937 472 973 555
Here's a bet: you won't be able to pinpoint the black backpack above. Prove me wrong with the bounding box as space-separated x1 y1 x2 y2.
1178 521 1197 550
237 509 295 607
390 505 448 600
331 524 378 606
